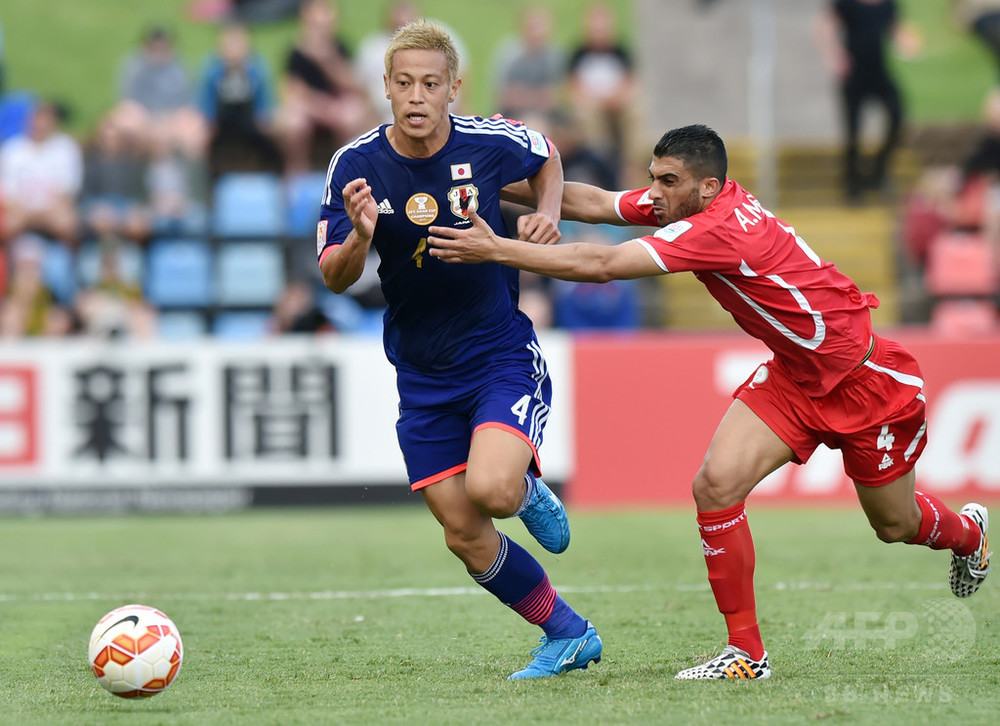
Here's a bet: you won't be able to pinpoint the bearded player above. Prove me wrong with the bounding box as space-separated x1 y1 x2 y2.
428 123 989 680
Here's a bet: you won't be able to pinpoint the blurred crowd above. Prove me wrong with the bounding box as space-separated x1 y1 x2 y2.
0 0 650 342
2 0 999 342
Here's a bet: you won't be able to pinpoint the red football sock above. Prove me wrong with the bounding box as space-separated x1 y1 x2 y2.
909 491 979 556
697 502 764 661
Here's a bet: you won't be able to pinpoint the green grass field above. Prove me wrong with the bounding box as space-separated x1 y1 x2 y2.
1 506 997 725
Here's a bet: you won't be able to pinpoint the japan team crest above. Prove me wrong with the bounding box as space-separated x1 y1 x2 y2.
448 184 479 218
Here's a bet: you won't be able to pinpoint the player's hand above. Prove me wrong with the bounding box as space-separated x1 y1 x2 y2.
342 178 377 241
517 212 561 245
427 209 501 264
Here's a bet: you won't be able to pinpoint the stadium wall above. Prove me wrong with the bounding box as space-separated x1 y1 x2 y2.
571 331 1000 508
0 332 997 513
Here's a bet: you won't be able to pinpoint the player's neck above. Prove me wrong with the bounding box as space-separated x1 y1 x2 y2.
386 119 451 159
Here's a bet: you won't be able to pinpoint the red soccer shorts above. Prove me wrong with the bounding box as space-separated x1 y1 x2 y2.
735 335 928 487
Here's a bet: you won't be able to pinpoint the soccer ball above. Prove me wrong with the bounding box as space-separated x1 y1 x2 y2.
88 604 183 698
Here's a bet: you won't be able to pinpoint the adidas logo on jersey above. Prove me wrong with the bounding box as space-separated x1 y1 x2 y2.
377 198 394 214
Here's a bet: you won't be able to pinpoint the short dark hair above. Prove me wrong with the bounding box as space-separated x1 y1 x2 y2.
652 124 727 182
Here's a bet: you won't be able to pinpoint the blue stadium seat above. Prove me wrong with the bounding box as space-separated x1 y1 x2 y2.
286 171 328 238
316 286 383 335
212 310 273 340
0 91 35 143
212 172 285 238
40 239 77 305
158 310 208 340
144 238 214 308
216 241 285 307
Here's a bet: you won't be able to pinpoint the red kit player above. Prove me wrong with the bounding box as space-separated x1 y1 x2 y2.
427 124 991 680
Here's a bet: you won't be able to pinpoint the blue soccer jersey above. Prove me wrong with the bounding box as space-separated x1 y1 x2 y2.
318 114 553 376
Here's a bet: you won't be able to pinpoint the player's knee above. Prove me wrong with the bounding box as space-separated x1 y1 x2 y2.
692 461 745 511
870 518 918 544
464 472 521 516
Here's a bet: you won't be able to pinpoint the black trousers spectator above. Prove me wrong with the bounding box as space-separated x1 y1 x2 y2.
841 71 903 199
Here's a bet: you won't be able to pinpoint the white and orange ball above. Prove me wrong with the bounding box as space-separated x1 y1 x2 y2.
88 604 183 698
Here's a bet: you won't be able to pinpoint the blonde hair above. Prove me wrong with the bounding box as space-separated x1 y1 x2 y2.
384 19 460 83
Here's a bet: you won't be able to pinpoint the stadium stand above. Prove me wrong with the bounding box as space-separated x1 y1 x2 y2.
0 90 33 143
212 309 273 339
930 298 998 336
144 238 214 308
924 232 998 297
211 172 285 238
157 309 208 340
216 240 286 307
286 171 329 238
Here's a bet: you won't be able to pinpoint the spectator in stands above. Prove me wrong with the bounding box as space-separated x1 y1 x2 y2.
356 1 420 124
0 234 79 337
954 0 1000 80
0 100 82 247
80 113 151 245
492 7 567 120
901 89 1000 268
354 2 470 124
146 131 208 236
110 26 209 163
566 2 643 182
197 21 283 177
550 223 642 331
272 279 334 334
547 109 620 189
815 0 911 203
275 0 373 173
73 255 157 339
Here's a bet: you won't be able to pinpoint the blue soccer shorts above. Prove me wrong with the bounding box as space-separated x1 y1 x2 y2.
395 340 552 491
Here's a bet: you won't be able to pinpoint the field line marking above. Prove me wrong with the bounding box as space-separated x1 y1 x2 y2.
0 581 943 603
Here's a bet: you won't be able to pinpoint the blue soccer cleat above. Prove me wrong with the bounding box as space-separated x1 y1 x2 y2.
517 478 571 554
507 621 603 680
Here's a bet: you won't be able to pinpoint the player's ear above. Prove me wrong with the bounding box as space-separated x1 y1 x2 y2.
448 77 462 103
701 176 721 199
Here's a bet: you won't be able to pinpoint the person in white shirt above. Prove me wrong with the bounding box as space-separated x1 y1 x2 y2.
0 100 82 245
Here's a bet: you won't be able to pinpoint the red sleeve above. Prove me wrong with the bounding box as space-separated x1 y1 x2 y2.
636 217 741 274
614 188 658 226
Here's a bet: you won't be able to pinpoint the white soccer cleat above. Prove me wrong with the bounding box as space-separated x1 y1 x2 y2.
674 645 770 680
950 503 990 598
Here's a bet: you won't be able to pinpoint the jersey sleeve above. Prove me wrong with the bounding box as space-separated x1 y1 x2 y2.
614 187 659 226
635 217 741 274
488 115 553 186
316 156 359 264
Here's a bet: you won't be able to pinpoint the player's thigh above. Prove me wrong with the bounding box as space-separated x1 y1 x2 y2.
396 406 472 490
698 399 796 500
421 472 494 539
467 354 550 484
466 426 535 496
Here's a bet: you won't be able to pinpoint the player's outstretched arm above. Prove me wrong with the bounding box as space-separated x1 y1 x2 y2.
501 180 626 226
321 178 377 294
428 209 662 282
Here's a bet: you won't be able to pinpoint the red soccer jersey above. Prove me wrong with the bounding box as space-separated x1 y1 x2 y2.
616 179 879 396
